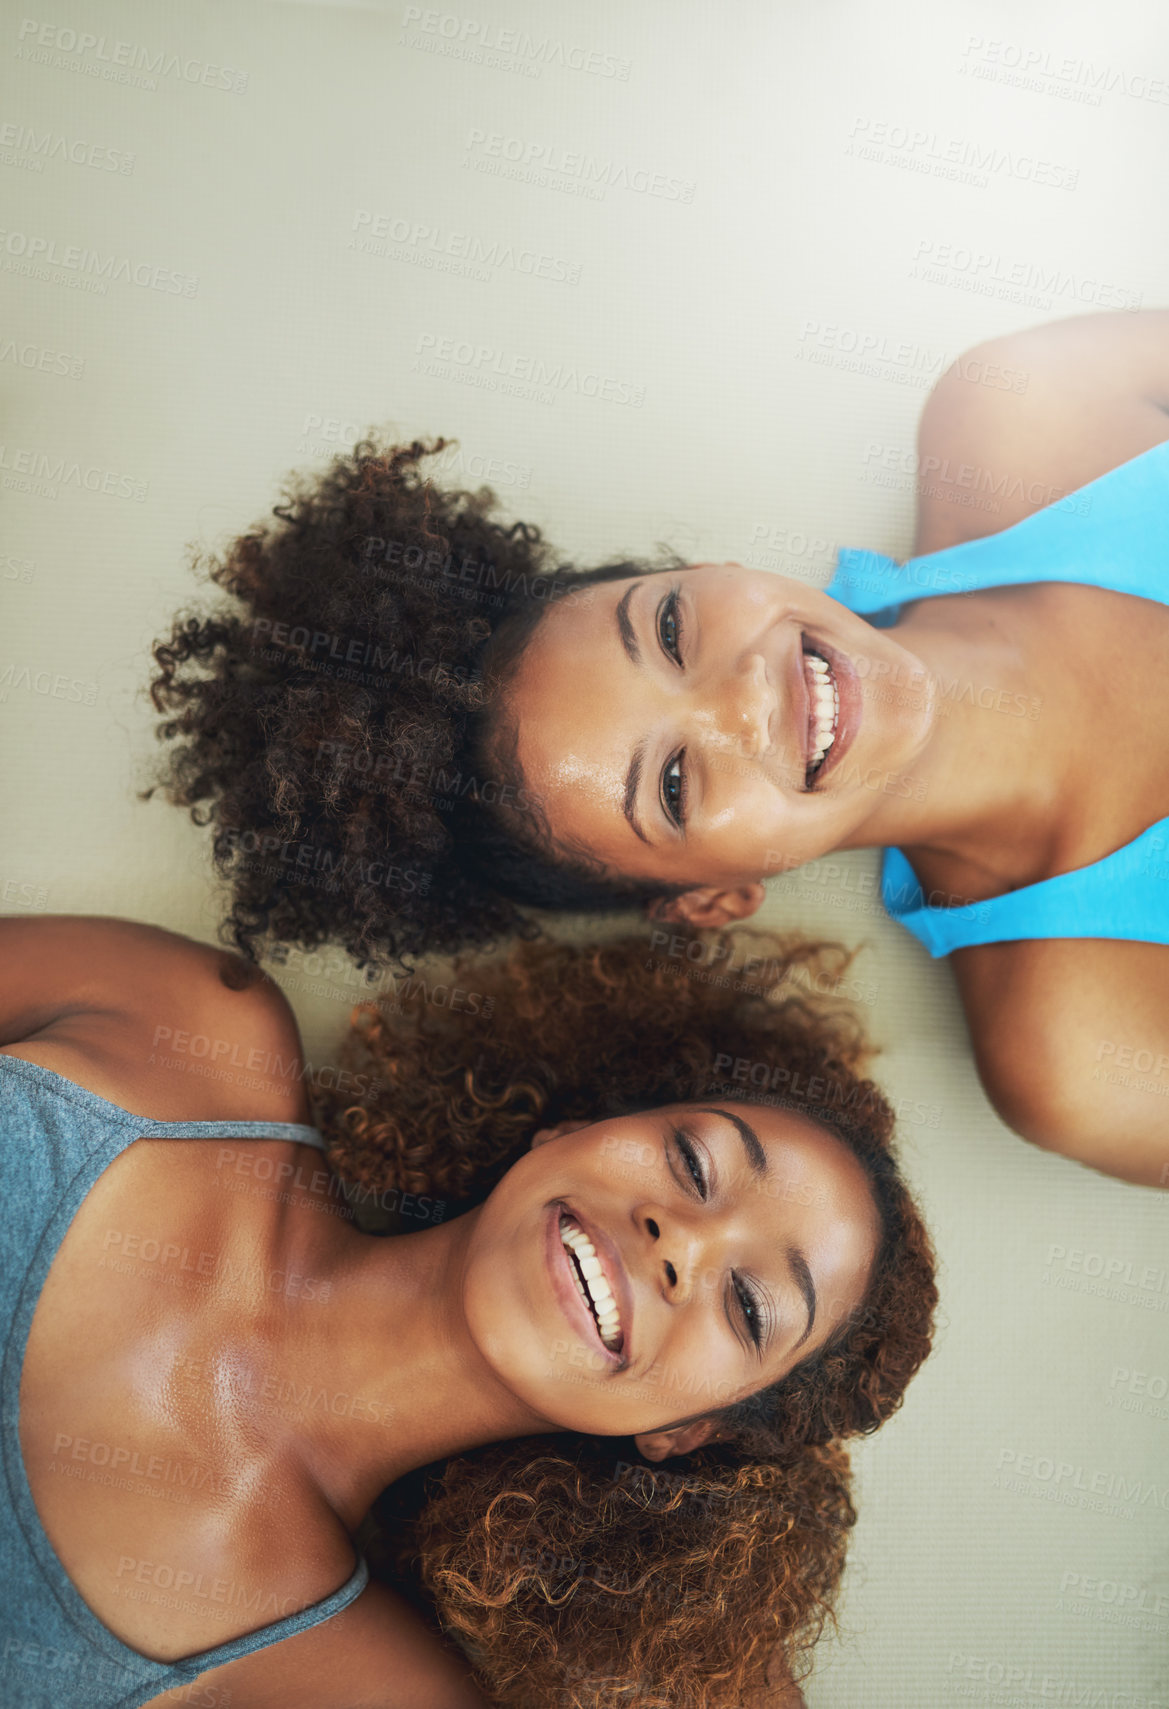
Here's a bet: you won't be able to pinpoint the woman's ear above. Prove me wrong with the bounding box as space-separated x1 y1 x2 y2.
633 1418 723 1461
530 1119 592 1150
647 884 766 929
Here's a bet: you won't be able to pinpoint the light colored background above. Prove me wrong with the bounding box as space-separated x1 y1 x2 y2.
2 0 1168 1702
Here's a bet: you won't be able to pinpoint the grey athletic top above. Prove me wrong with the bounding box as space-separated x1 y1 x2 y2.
0 1052 370 1709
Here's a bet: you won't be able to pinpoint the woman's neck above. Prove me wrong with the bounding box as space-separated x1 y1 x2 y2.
260 1201 555 1526
842 593 1071 889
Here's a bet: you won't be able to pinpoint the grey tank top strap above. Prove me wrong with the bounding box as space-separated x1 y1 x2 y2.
141 1114 330 1152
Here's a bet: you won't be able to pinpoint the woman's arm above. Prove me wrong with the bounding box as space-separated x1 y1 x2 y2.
140 1581 491 1709
0 914 310 1124
951 934 1169 1188
913 309 1169 553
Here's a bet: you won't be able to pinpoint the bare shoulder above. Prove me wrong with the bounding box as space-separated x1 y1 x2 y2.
139 1581 489 1709
0 915 308 1125
949 934 1169 1186
914 311 1169 552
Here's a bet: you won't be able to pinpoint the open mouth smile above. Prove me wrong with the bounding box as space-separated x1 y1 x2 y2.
802 645 839 785
558 1209 626 1354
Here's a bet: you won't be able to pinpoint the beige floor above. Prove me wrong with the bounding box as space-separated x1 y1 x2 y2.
2 1 1167 1702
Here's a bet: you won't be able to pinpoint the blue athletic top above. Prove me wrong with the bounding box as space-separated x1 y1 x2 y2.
0 1052 370 1709
824 440 1169 956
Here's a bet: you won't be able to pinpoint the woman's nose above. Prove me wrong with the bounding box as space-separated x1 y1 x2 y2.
713 653 773 759
643 1209 708 1303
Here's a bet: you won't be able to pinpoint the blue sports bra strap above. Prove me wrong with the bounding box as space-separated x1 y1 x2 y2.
831 440 1169 623
141 1118 330 1153
881 820 1169 956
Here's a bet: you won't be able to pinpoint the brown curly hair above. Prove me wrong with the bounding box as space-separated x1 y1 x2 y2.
313 930 937 1707
147 438 679 968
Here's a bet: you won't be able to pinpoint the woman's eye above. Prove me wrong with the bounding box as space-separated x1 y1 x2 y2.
657 589 683 663
661 752 687 827
673 1129 707 1198
735 1277 764 1350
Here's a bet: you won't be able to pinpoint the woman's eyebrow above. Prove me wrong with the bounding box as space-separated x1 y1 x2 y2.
615 583 641 664
788 1247 817 1348
623 740 652 845
613 584 654 844
692 1107 768 1175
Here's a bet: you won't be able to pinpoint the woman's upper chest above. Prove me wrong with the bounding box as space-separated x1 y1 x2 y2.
18 1137 341 1663
1014 581 1169 862
930 580 1169 879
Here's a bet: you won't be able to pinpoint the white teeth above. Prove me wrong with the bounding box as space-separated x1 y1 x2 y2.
560 1215 623 1349
803 650 839 775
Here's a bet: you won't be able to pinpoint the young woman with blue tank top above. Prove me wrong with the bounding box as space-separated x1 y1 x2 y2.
151 308 1169 1188
0 914 935 1709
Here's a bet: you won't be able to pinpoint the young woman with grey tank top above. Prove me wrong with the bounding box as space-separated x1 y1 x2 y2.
0 913 935 1708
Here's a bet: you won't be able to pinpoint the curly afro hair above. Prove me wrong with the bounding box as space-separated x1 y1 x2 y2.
148 438 680 968
313 929 937 1706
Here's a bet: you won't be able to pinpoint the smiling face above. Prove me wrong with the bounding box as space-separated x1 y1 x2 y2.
502 565 937 895
461 1100 881 1445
